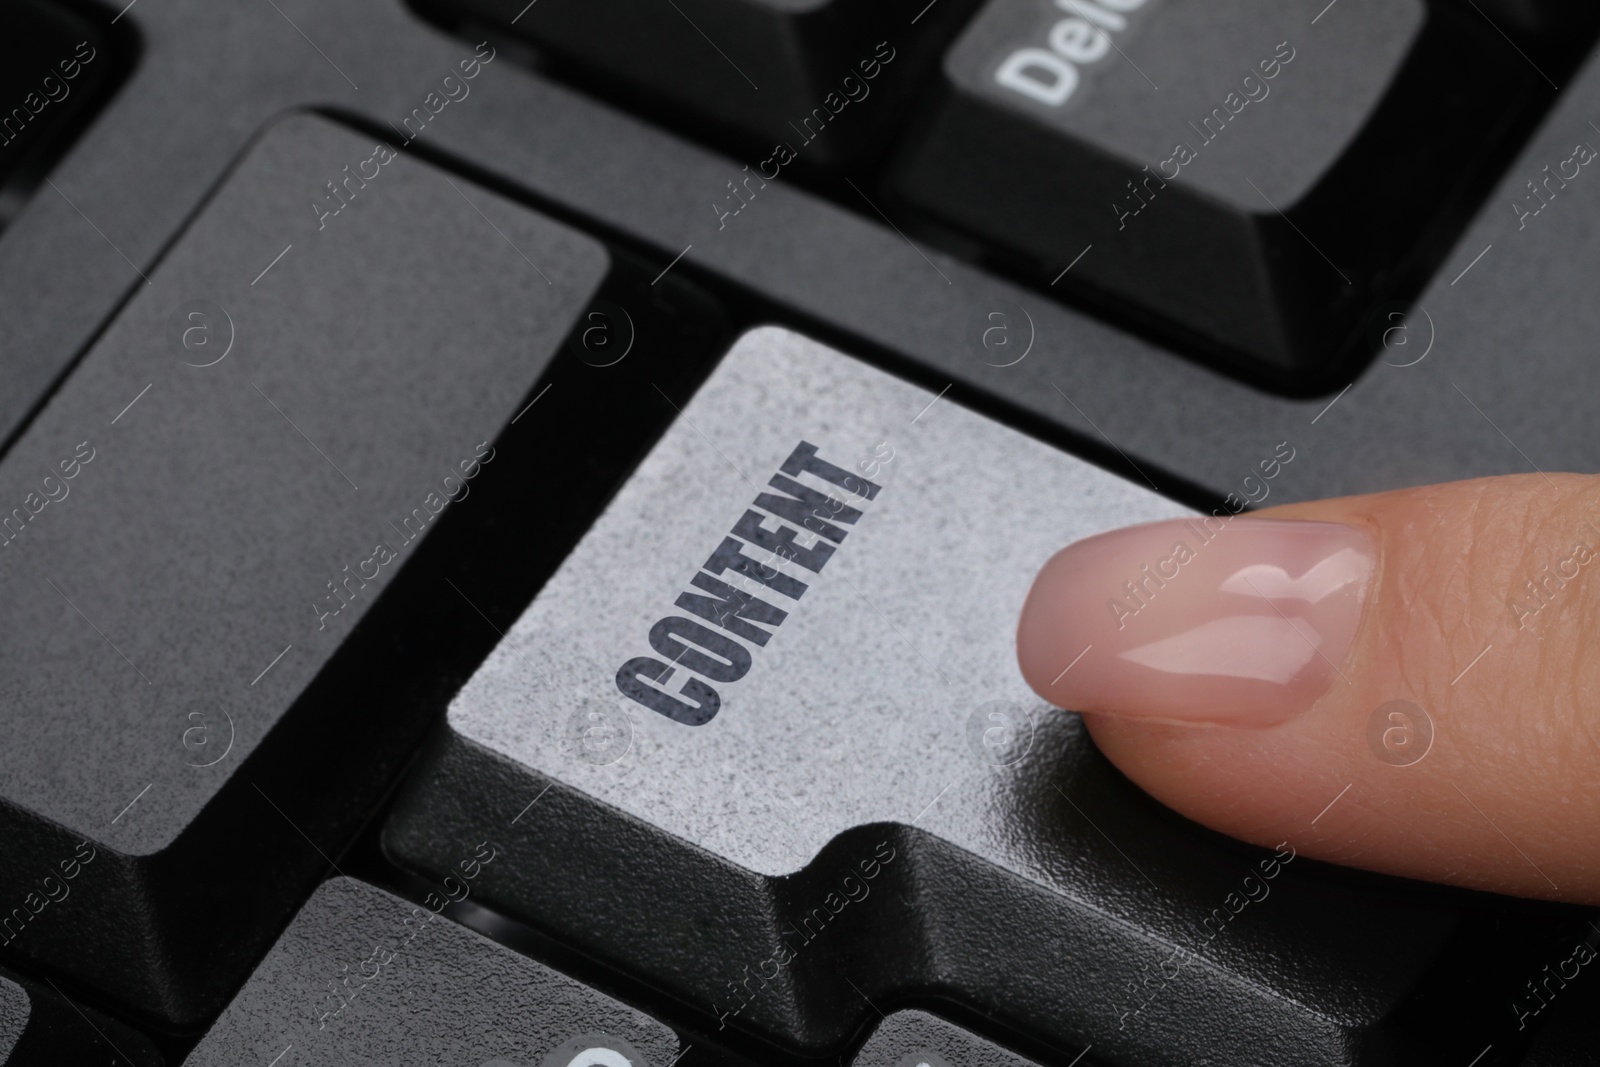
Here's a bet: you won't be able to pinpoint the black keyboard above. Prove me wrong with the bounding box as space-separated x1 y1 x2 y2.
0 1 1597 1064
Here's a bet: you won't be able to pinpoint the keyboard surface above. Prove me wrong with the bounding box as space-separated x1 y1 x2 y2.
0 0 1597 1064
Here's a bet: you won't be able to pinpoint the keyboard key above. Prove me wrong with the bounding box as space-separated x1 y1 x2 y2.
181 878 678 1067
416 0 978 165
386 326 1469 1064
853 1011 1042 1067
0 966 162 1066
0 0 115 227
0 112 606 1023
887 0 1547 377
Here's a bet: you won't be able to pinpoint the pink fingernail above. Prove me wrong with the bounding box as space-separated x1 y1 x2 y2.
1016 518 1376 726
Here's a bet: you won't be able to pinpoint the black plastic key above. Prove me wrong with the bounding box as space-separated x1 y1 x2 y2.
853 1011 1042 1067
182 878 679 1067
385 326 1488 1066
412 0 978 166
887 0 1551 381
0 112 606 1024
0 0 115 227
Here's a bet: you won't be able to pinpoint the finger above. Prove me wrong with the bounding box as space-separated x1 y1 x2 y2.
1015 473 1600 904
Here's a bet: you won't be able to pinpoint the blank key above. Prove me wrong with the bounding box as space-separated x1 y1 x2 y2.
0 111 607 1023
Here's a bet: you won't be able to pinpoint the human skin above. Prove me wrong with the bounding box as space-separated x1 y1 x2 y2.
1016 473 1600 904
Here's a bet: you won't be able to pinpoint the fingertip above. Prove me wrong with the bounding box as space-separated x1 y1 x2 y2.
1022 474 1600 904
1016 516 1375 727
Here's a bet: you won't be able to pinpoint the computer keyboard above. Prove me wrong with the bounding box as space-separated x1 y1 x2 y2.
0 0 1597 1065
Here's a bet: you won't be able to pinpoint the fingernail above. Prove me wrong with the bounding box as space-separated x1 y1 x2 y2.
1016 518 1376 726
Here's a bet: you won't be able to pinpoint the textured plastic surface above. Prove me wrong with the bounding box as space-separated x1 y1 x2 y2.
853 1011 1040 1067
447 326 1188 876
0 978 22 1063
5 0 1600 506
182 878 677 1067
0 111 605 1021
386 327 1458 1065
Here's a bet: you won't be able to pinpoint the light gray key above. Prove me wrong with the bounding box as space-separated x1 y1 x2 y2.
448 325 1182 870
386 326 1458 1064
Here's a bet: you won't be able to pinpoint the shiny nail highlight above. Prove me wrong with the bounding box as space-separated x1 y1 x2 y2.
1016 518 1376 726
